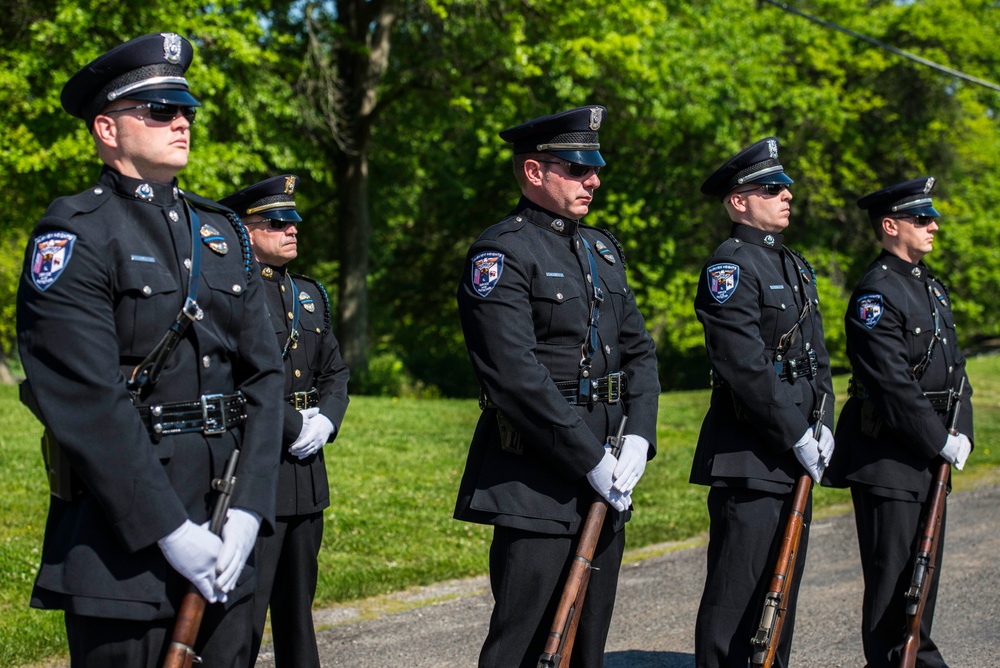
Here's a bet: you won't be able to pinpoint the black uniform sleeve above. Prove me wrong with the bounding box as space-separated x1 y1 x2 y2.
458 238 606 480
695 252 810 452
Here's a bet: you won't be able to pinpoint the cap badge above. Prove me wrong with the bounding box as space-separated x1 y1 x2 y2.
135 183 154 201
161 33 183 64
912 267 922 279
707 262 740 304
589 107 602 131
299 291 316 313
595 240 616 265
285 176 296 195
199 223 229 255
764 234 775 247
767 139 778 158
924 177 935 193
857 293 884 329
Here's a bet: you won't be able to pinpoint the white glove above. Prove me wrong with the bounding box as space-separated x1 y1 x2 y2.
941 433 972 471
289 412 335 460
215 508 261 595
158 520 223 603
586 448 629 512
612 434 649 495
294 407 320 437
792 428 824 484
817 424 835 468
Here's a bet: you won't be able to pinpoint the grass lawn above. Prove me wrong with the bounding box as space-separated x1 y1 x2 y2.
4 355 1000 667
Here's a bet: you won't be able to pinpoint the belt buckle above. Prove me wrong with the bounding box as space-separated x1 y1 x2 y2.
607 372 623 403
201 393 226 435
292 391 307 410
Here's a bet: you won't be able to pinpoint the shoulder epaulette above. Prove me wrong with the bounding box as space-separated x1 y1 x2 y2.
290 272 332 336
46 185 112 219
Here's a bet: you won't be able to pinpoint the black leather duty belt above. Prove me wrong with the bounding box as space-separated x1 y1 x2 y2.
136 392 246 436
848 377 955 412
480 372 628 409
285 388 319 409
774 348 818 383
554 372 628 405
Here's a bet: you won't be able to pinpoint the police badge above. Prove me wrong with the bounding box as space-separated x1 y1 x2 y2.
299 290 316 313
199 223 229 255
707 262 739 304
471 251 504 298
857 293 884 329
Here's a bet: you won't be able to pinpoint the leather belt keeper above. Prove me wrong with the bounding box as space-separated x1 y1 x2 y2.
285 388 319 410
554 372 628 405
136 392 246 436
479 372 628 409
774 348 818 383
849 378 954 412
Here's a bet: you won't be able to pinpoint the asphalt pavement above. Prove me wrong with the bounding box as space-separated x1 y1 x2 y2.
255 482 1000 667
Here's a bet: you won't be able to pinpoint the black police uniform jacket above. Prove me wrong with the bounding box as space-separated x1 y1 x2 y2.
828 251 973 499
260 264 350 516
454 197 660 535
16 166 284 620
692 223 834 490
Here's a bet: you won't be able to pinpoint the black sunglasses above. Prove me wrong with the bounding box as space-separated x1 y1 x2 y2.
105 102 197 124
896 214 937 227
738 183 789 196
252 218 295 230
536 160 601 178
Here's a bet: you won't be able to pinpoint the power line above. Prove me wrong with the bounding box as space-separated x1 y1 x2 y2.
759 0 1000 93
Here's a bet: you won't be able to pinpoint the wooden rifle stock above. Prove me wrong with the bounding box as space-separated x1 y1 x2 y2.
750 393 827 668
161 449 240 668
537 416 628 668
900 376 965 668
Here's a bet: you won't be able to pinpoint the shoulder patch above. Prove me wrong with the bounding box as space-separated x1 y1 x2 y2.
706 262 740 304
470 251 504 297
30 231 77 291
856 293 884 329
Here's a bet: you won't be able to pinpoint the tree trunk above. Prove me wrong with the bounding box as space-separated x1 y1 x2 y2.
335 150 371 379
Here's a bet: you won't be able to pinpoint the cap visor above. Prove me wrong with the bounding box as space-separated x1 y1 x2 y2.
548 149 606 167
749 171 794 186
129 89 201 107
265 209 302 222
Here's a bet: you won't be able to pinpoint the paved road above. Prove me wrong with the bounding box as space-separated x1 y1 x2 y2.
256 483 1000 667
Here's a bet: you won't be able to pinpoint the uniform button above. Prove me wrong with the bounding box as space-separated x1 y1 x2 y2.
780 303 786 309
202 356 211 368
793 285 799 292
315 327 321 333
948 365 954 373
183 258 192 270
287 311 294 320
556 293 564 300
576 239 580 249
93 187 103 195
232 285 242 293
943 337 948 344
168 210 179 222
587 274 592 284
914 327 922 334
142 286 152 296
881 264 888 270
294 369 302 378
605 345 612 354
805 342 811 350
280 285 286 293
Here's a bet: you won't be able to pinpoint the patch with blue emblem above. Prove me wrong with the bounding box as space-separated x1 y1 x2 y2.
200 223 228 255
707 263 739 304
299 290 316 313
30 231 77 291
471 251 504 297
857 293 884 329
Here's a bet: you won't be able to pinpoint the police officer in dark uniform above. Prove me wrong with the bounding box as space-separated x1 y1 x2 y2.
219 175 350 668
454 106 660 668
830 177 972 668
16 33 284 667
691 137 835 667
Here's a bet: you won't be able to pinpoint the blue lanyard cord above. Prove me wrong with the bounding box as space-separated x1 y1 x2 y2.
282 275 301 359
183 201 204 320
577 236 604 403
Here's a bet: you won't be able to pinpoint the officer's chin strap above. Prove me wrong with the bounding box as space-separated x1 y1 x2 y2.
577 237 604 404
128 200 204 399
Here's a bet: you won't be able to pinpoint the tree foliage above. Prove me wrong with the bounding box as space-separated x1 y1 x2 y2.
1 0 998 394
